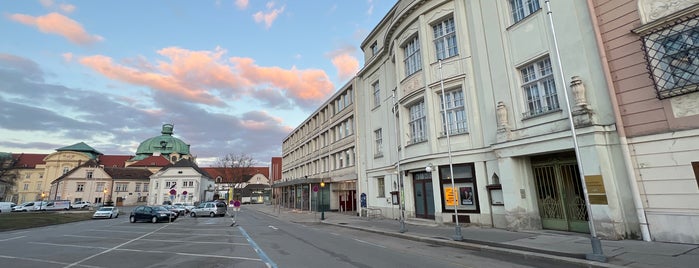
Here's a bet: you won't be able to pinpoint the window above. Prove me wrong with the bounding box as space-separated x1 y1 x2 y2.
377 177 385 198
439 89 468 135
165 181 173 189
23 183 28 190
520 57 559 117
510 0 540 23
116 183 128 192
77 184 84 192
36 182 42 191
433 17 458 60
144 183 149 192
63 167 70 174
374 129 383 157
408 100 427 144
370 41 378 56
25 173 30 179
373 81 381 108
135 183 141 192
693 162 699 190
96 182 105 192
86 171 93 179
640 16 699 99
403 36 422 76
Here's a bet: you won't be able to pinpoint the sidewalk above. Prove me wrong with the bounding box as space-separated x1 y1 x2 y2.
247 204 699 268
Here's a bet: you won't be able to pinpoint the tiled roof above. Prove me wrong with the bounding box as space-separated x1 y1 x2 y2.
12 153 48 168
201 167 270 183
103 167 153 180
99 155 133 167
130 155 171 167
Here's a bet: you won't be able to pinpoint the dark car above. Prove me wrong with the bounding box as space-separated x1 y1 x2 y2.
129 205 177 223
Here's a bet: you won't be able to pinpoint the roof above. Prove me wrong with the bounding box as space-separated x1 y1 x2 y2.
99 155 133 167
57 142 103 159
130 155 171 167
104 167 153 180
201 167 270 183
12 153 48 168
162 158 211 179
132 124 190 161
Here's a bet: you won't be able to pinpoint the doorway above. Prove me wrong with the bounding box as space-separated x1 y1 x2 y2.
532 154 590 233
413 172 435 219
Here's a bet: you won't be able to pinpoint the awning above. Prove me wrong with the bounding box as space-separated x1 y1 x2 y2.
272 177 327 188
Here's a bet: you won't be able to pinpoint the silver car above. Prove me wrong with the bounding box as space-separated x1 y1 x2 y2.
189 202 226 217
92 206 119 219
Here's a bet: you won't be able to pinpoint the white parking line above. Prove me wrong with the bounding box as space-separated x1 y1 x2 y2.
0 254 103 268
0 236 25 241
353 238 386 248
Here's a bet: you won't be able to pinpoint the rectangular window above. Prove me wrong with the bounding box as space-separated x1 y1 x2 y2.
144 183 149 192
510 0 540 23
373 81 381 108
640 16 699 99
25 173 30 179
403 36 422 77
116 183 128 192
439 89 468 135
63 167 70 174
23 183 28 190
135 183 141 192
371 41 378 56
96 182 105 192
165 181 172 189
77 184 84 192
520 57 559 117
409 100 427 144
36 182 42 191
377 177 385 198
374 128 383 157
86 171 93 179
433 16 458 60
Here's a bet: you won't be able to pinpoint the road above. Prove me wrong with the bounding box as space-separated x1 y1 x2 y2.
0 208 567 267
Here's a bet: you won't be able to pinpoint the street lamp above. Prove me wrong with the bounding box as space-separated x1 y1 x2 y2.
438 59 463 241
320 180 325 220
103 188 108 206
40 192 46 210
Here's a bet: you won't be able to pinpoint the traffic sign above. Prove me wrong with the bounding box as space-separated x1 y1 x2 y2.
313 185 319 192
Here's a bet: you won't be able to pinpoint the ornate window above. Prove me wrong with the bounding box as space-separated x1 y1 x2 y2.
433 16 458 60
639 15 699 99
403 36 422 77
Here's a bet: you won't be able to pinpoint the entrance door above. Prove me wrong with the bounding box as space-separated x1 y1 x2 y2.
532 158 590 233
413 172 435 219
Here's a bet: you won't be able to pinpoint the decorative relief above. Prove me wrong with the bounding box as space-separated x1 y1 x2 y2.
569 76 589 110
670 91 699 117
496 101 510 131
639 0 699 24
401 74 423 96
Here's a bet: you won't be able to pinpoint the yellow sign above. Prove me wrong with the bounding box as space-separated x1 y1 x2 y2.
444 187 459 206
588 194 608 205
584 175 606 194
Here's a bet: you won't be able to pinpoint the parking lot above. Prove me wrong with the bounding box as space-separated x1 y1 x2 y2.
0 213 272 268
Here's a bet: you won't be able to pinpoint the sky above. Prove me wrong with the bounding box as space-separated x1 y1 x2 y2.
0 0 395 167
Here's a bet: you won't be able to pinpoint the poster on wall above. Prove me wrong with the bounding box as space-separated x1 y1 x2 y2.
443 183 477 210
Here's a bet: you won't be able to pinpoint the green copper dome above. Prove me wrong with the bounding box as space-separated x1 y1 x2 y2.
132 124 191 161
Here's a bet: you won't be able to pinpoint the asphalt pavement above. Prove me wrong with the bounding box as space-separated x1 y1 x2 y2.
245 204 699 268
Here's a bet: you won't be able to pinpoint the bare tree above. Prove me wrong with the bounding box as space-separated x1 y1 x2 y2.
216 153 256 201
0 153 18 202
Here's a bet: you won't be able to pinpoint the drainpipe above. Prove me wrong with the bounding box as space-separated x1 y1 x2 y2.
585 0 652 241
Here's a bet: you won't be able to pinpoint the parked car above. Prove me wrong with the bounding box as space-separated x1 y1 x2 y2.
71 201 92 209
176 203 196 212
92 206 119 219
190 201 227 217
12 201 45 212
129 205 177 223
40 200 71 211
172 203 190 213
0 202 16 213
164 205 186 216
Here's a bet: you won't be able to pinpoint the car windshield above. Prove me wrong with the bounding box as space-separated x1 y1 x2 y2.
154 206 169 212
98 207 113 211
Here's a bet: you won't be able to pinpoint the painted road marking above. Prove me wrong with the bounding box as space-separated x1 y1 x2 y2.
0 236 25 242
238 226 278 268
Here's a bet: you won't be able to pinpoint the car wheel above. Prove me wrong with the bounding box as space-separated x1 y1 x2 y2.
210 212 215 217
115 213 118 218
190 212 196 217
152 216 158 223
129 216 135 223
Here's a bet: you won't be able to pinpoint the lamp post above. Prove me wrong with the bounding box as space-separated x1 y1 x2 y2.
544 0 605 262
437 59 463 241
103 188 108 206
320 180 325 220
40 192 46 211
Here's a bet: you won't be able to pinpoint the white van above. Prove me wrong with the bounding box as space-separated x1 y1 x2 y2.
40 200 71 211
0 202 16 213
12 201 43 212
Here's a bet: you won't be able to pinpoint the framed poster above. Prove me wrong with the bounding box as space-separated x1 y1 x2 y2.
459 186 474 205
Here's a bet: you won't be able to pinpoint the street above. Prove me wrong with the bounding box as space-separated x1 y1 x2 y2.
0 207 571 267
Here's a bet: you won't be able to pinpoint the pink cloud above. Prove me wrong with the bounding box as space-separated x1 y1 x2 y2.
8 12 103 45
235 0 249 9
62 52 73 62
252 3 285 29
331 53 359 81
79 47 334 108
39 0 76 13
80 55 224 106
231 57 334 102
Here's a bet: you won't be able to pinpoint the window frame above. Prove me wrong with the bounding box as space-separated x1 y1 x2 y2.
510 0 541 24
433 16 458 60
408 100 427 144
377 177 385 198
374 128 383 157
519 57 560 117
439 88 468 135
403 35 422 77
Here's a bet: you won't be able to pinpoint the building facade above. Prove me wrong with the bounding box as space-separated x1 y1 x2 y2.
351 0 640 240
149 158 215 205
588 0 699 243
278 80 358 214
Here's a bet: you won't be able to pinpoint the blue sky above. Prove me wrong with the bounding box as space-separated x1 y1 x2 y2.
0 0 395 166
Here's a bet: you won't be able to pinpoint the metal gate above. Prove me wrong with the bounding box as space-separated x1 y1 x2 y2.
532 159 590 233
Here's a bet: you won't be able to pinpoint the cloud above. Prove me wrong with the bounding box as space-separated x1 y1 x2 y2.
0 53 45 82
39 0 75 13
367 0 374 15
79 47 333 110
62 52 73 62
328 48 359 81
235 0 249 9
8 12 103 45
252 2 285 29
